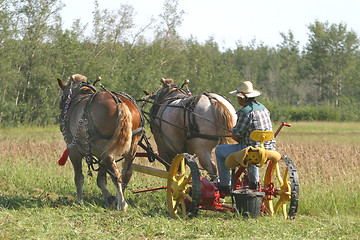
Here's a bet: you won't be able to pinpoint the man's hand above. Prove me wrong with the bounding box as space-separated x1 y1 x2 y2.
231 132 240 142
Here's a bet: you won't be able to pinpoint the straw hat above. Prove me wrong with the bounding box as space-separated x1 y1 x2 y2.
229 81 262 98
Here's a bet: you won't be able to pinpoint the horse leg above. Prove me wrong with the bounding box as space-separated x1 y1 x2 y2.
99 156 128 210
187 139 218 181
109 157 128 210
121 136 139 192
197 151 218 181
96 162 117 209
68 149 84 205
121 150 136 193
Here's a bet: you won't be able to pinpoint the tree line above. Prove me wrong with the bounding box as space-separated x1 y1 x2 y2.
0 0 359 127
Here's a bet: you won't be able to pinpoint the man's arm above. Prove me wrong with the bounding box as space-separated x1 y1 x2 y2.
232 112 250 143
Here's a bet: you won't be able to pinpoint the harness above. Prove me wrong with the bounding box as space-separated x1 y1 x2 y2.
60 81 144 174
182 93 230 141
146 86 232 154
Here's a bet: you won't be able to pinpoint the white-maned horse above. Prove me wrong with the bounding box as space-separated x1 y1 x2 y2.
146 78 237 181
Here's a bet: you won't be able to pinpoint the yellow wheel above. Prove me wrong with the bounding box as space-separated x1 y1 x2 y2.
263 155 299 219
167 153 201 219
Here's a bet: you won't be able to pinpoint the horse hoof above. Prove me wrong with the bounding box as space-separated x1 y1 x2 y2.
210 175 218 183
75 198 84 205
119 201 128 211
105 195 117 210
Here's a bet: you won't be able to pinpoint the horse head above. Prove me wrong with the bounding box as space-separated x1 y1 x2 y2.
57 74 87 94
57 74 97 109
153 78 188 103
160 77 174 87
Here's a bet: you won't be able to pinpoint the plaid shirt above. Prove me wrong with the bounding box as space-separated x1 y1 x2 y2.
232 101 276 150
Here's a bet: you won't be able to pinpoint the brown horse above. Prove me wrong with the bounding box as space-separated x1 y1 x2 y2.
57 74 143 210
146 78 237 181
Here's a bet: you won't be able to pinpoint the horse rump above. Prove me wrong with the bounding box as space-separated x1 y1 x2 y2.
101 102 133 158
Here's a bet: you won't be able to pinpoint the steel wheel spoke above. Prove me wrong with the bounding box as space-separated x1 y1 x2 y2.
263 155 299 219
179 173 192 189
275 163 284 185
282 203 288 219
167 154 201 219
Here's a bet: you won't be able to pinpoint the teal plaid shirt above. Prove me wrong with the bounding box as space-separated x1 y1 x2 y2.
232 101 276 150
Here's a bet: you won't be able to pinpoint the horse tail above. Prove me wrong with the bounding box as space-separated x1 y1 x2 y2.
213 101 236 144
102 102 133 158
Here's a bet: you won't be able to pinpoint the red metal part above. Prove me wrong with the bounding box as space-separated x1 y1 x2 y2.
198 177 235 212
274 121 291 138
135 152 157 157
199 177 217 208
135 152 148 157
132 186 167 194
263 182 277 199
233 166 247 191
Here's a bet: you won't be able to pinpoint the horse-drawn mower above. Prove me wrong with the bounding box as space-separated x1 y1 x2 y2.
129 122 299 219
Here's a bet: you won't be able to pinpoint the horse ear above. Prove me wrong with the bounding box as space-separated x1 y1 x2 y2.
57 78 65 90
143 90 152 96
143 90 154 100
160 78 166 86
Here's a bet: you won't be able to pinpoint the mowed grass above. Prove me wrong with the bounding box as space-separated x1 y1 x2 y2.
1 122 359 239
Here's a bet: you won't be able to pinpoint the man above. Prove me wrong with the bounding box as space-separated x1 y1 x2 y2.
215 81 275 194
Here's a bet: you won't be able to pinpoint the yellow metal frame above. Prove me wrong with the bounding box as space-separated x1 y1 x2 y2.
245 130 274 168
125 154 192 219
131 163 169 179
167 154 193 219
245 130 291 219
263 160 291 219
129 130 293 219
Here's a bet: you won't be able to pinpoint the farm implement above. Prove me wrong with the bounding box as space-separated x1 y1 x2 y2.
129 122 299 219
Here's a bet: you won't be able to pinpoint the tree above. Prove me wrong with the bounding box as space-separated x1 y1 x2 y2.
305 21 359 106
275 30 303 104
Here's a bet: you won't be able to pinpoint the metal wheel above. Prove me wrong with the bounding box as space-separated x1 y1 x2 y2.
263 155 299 219
167 153 201 219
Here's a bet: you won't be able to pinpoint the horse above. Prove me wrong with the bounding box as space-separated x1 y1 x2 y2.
57 74 143 210
145 78 237 181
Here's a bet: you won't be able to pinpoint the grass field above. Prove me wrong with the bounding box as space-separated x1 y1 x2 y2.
1 122 359 239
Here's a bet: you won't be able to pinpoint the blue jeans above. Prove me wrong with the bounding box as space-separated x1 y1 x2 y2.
215 143 259 187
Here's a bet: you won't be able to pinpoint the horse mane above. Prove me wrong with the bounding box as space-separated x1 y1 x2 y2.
71 74 97 95
162 78 174 85
153 80 187 105
213 101 237 144
68 74 88 84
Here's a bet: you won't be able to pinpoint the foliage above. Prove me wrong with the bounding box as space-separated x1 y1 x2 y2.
0 0 360 127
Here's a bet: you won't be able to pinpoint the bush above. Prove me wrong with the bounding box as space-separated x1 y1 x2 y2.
287 106 340 121
264 100 358 122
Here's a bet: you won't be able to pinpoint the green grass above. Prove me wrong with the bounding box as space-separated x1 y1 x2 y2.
1 123 360 239
275 121 360 144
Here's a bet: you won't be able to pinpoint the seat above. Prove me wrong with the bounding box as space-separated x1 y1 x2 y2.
225 130 280 169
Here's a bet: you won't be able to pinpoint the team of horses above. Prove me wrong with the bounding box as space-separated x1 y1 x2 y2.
57 74 237 210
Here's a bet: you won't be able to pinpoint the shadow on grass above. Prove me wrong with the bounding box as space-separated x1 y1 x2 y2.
0 192 104 210
0 189 170 218
125 190 170 217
